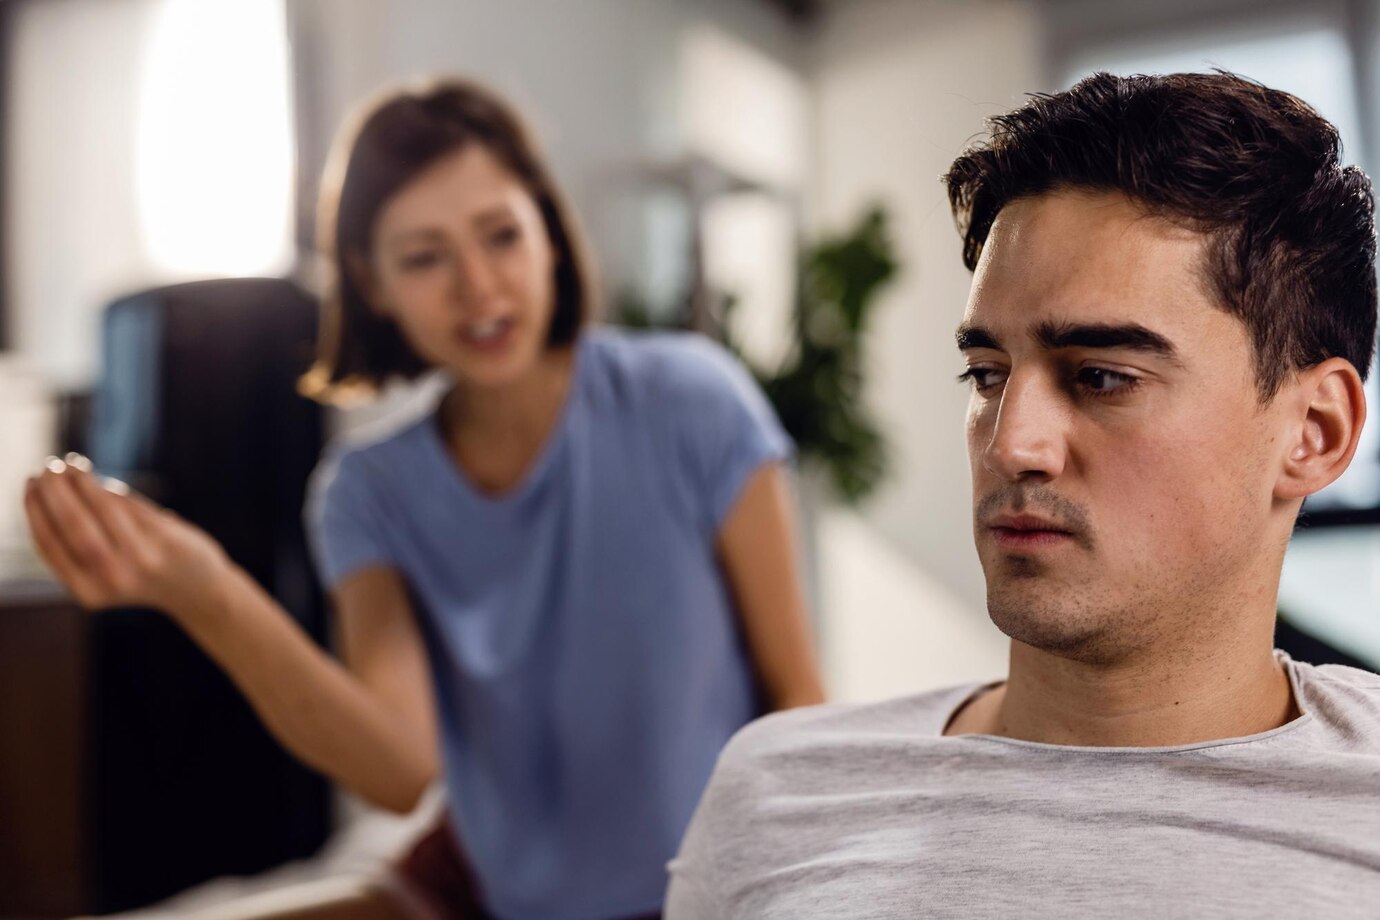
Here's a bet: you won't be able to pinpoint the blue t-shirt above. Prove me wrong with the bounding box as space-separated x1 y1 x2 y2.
305 327 793 920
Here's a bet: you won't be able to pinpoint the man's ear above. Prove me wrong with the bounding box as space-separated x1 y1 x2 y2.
346 252 390 317
1274 357 1368 501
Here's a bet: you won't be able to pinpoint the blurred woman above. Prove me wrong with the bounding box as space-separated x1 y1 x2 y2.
24 78 823 920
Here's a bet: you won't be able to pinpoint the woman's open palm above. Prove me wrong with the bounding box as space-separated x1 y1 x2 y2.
23 456 230 616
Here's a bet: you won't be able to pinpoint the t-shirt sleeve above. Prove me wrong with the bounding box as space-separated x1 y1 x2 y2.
665 750 737 919
665 854 726 920
660 335 794 535
665 713 788 919
303 448 400 590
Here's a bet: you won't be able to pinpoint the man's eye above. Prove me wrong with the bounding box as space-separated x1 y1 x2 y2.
957 367 1007 391
1076 367 1140 396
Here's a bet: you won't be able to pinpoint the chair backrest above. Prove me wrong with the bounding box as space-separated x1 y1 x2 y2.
92 277 324 599
84 277 331 912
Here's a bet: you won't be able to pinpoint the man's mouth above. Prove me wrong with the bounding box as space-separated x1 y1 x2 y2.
986 513 1077 550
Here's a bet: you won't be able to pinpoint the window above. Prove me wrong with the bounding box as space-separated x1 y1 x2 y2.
7 0 294 388
136 0 294 278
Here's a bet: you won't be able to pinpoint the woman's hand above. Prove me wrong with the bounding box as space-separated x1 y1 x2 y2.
24 456 440 811
23 454 232 617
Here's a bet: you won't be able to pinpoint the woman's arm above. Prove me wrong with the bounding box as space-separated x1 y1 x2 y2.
716 463 827 711
24 461 439 812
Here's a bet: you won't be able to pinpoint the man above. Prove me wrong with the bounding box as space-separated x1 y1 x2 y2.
666 72 1380 918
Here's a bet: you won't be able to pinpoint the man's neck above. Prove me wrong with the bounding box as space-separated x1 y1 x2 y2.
946 631 1299 747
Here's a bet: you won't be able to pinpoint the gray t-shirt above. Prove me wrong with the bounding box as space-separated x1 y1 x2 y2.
666 654 1380 919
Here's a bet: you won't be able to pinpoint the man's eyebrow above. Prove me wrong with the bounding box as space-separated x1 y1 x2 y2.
1034 320 1182 362
955 324 1002 351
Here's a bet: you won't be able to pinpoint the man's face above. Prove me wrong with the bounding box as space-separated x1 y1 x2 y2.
960 189 1288 664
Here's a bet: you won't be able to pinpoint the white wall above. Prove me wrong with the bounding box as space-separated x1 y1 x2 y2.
6 0 158 390
288 0 812 303
819 506 1008 700
810 0 1049 691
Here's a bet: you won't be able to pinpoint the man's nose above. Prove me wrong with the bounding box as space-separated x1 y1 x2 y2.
981 372 1068 482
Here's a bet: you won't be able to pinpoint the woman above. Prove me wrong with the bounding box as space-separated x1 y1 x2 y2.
24 78 824 920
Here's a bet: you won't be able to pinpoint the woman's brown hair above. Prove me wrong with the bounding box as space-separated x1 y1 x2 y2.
301 77 597 403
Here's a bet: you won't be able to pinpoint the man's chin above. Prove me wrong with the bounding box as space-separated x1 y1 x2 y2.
985 586 1119 663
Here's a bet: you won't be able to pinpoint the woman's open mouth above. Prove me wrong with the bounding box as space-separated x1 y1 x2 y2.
457 317 516 352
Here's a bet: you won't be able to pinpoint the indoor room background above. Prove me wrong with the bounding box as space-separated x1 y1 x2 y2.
1 0 1376 916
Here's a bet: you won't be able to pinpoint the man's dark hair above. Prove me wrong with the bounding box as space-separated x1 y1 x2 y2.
944 71 1377 397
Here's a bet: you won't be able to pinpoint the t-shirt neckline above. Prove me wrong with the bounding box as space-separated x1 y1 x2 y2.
938 651 1317 754
421 333 590 508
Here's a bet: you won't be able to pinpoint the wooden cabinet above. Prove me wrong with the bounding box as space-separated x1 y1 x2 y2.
0 578 92 918
0 572 332 917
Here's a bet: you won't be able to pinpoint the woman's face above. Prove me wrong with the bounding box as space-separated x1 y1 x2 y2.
366 144 559 389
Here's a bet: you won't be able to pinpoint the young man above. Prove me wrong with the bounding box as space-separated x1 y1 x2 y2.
666 72 1380 918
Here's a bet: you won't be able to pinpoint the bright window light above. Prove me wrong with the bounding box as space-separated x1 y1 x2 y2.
136 0 294 278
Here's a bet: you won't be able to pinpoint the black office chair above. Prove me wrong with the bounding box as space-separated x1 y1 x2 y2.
84 277 331 913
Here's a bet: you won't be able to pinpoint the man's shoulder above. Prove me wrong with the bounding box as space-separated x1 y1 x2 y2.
1294 656 1380 704
717 685 983 775
740 684 982 740
1303 659 1380 692
1293 657 1380 743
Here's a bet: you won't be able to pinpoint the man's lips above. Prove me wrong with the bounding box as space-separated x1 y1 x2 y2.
985 513 1077 550
989 513 1069 532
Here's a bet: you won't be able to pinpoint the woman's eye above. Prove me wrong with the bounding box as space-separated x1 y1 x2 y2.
1076 366 1139 396
957 367 1007 391
398 251 442 271
487 226 521 249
